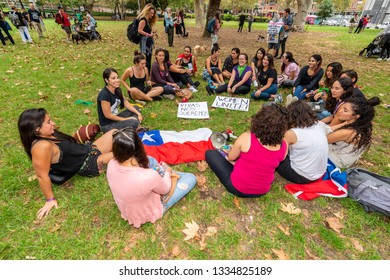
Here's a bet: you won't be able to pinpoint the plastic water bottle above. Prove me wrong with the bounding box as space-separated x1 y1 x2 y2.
253 80 258 87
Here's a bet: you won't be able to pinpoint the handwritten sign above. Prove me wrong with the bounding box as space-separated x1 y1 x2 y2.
212 96 250 112
177 102 209 119
267 21 284 43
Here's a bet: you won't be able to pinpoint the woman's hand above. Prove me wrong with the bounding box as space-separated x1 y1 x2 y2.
137 113 143 123
313 92 323 101
160 162 172 173
37 200 58 219
255 90 261 97
146 80 152 86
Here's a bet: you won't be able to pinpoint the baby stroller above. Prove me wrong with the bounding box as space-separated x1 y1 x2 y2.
359 31 386 58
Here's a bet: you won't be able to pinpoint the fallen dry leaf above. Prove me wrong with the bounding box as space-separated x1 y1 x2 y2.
49 223 61 232
302 209 309 217
350 238 364 252
196 174 207 188
65 94 72 99
305 249 320 260
6 69 14 73
83 109 91 114
280 202 301 215
205 226 218 237
333 212 344 219
50 85 57 89
325 217 344 233
271 248 289 260
233 196 242 210
277 225 290 236
37 91 43 96
197 161 208 172
150 113 157 118
171 245 181 257
28 174 37 182
182 220 200 241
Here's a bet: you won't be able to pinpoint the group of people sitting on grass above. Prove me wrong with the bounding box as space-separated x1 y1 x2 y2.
17 44 381 228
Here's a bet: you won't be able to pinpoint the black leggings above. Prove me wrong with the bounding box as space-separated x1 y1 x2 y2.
276 154 316 184
215 81 251 94
170 72 193 87
205 150 264 198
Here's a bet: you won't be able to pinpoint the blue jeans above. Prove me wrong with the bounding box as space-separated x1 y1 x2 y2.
251 84 278 100
147 156 196 212
293 85 308 100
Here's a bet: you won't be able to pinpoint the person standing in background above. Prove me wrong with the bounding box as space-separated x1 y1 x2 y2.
164 8 174 47
28 4 44 38
238 12 245 32
248 12 254 32
275 8 293 59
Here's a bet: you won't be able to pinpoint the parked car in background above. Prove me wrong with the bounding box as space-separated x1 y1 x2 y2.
376 22 389 29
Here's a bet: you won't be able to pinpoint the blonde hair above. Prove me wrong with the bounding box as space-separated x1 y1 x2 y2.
137 3 157 27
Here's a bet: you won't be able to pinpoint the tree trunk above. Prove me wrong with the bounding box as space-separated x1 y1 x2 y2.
194 0 205 28
294 0 312 32
85 0 96 12
202 0 221 37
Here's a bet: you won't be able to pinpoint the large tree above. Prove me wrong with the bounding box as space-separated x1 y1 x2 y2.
194 0 205 28
294 0 312 32
202 0 221 37
317 0 333 20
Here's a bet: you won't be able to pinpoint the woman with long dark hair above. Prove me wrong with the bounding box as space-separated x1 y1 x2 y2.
250 47 266 86
18 108 115 218
222 47 240 80
276 100 328 184
205 104 288 197
251 54 280 101
107 128 196 228
137 4 158 71
279 51 300 88
293 54 324 100
205 43 224 84
312 62 343 101
97 68 143 132
327 96 380 168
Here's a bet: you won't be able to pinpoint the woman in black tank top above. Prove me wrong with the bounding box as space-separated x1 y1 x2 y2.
176 46 197 76
121 51 164 102
18 108 115 219
205 43 224 84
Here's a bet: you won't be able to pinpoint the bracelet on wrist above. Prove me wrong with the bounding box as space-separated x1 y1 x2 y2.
46 197 56 202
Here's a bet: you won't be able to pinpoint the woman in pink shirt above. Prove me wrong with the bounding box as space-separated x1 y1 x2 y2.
107 128 196 228
205 105 288 197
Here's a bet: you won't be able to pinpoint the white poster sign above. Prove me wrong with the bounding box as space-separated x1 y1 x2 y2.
267 21 283 43
177 102 209 119
212 96 250 112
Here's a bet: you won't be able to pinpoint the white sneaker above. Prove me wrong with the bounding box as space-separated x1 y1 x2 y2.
189 86 198 93
162 94 175 100
387 58 390 61
377 57 383 61
274 94 283 104
135 100 146 106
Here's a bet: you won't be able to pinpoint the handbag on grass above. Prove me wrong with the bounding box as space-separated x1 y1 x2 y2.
73 124 101 143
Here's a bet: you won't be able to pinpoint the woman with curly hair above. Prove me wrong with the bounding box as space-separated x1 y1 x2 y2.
311 62 343 101
205 104 288 197
276 100 328 184
321 77 354 124
137 3 158 71
327 96 380 169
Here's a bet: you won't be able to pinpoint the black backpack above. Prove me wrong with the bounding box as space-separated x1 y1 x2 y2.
127 18 141 44
346 168 390 216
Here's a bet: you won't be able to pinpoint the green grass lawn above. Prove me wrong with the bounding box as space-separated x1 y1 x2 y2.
0 19 389 260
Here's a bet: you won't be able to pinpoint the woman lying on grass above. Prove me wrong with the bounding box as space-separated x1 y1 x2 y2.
107 128 196 228
18 108 115 218
205 104 288 197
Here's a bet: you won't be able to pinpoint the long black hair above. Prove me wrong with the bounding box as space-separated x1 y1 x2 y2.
340 96 380 151
112 128 149 168
324 62 343 88
103 68 124 109
325 77 354 112
18 108 75 159
281 51 298 73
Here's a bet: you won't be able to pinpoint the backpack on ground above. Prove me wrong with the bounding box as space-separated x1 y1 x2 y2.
8 11 21 27
346 168 390 216
127 18 141 44
207 18 216 34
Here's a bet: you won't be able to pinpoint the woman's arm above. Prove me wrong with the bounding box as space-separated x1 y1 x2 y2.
327 128 355 144
227 132 250 161
283 130 297 145
137 19 150 37
232 69 252 92
101 101 132 122
227 69 236 93
120 67 132 93
123 99 143 123
321 114 334 125
218 58 223 72
306 68 324 91
206 57 212 74
31 141 58 219
260 76 274 91
293 66 306 88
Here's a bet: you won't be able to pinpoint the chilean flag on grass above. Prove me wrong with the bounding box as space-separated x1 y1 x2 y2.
284 159 348 200
138 128 214 164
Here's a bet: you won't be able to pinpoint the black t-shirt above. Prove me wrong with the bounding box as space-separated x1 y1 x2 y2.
28 9 41 23
257 68 277 86
97 87 122 126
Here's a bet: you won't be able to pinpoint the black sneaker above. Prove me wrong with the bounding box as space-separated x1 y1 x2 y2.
206 85 214 95
193 81 201 88
152 95 163 101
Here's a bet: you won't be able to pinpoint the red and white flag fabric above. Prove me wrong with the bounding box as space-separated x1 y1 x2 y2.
284 159 348 200
138 128 214 164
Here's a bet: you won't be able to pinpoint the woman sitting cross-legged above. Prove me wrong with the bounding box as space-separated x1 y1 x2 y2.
278 51 300 88
164 49 199 93
222 47 240 80
293 54 324 100
97 68 143 133
107 128 196 228
205 104 288 197
18 108 115 219
250 47 266 86
121 51 164 103
176 45 197 77
251 54 280 101
205 43 224 85
327 96 380 169
206 53 252 95
276 100 328 184
150 48 180 100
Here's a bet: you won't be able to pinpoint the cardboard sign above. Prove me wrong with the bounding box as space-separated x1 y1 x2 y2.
177 102 209 119
267 21 284 43
212 96 250 112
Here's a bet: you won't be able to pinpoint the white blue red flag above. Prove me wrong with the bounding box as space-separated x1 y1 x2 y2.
138 128 214 164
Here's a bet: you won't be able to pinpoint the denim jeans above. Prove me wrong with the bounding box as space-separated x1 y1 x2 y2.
147 156 196 212
251 83 278 100
293 85 308 100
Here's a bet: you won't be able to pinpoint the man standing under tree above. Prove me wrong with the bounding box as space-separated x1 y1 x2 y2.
275 8 293 59
238 12 245 32
28 4 44 38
